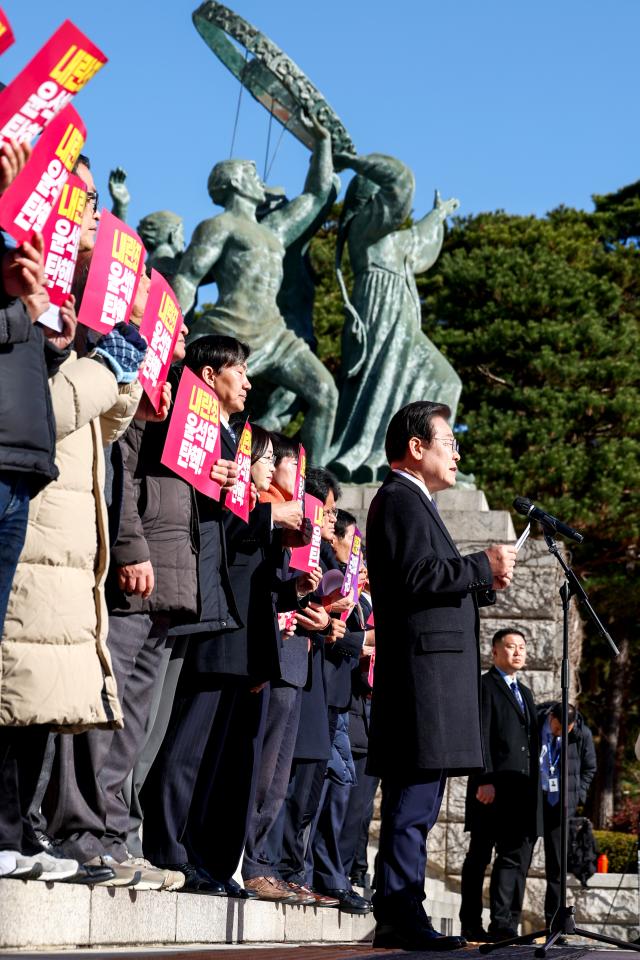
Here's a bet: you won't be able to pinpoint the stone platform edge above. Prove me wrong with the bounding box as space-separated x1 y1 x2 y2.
0 879 375 950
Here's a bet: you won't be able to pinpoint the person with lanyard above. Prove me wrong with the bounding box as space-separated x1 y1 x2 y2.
460 628 542 943
538 701 596 930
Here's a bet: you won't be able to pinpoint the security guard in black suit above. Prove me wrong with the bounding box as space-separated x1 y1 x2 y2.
460 628 543 942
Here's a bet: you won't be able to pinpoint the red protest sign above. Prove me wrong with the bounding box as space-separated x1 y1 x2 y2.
225 420 252 522
77 209 145 334
292 444 306 506
290 493 323 573
0 103 85 244
161 366 222 500
138 269 183 410
0 9 15 56
41 173 86 305
0 20 106 146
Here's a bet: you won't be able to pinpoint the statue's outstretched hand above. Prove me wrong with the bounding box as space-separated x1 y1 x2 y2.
299 109 330 142
108 167 130 207
433 189 460 219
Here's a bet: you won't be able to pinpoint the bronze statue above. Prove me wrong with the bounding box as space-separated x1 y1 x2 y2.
137 210 185 279
329 152 462 482
173 115 338 465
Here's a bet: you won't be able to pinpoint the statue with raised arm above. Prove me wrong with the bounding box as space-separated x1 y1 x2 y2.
173 115 338 464
328 152 462 482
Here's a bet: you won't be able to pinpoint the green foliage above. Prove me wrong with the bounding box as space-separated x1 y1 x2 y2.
308 203 346 375
593 831 638 874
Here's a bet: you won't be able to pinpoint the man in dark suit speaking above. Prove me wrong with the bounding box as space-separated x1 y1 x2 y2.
366 401 517 951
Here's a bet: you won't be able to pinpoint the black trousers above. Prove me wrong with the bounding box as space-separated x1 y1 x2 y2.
460 826 534 931
0 725 49 854
141 666 268 880
339 752 379 881
542 798 562 924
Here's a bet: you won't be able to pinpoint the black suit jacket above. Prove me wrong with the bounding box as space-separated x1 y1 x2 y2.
465 666 543 837
320 541 364 710
366 471 495 777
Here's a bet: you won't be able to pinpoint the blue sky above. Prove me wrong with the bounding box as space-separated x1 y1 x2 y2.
2 0 639 246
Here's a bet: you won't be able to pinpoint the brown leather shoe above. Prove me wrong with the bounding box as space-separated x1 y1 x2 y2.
287 882 340 907
244 875 299 902
284 881 320 905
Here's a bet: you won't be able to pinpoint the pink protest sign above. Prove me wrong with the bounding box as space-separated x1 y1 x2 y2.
225 420 252 522
0 103 85 244
41 173 86 304
0 9 15 56
340 527 363 604
292 444 306 506
161 366 222 500
0 20 106 146
366 609 375 627
138 269 183 410
77 209 145 334
290 493 323 573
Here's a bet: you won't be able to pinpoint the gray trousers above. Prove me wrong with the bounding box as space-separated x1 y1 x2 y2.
40 613 167 863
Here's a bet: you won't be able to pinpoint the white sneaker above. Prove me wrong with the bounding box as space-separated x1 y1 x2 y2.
0 851 18 876
124 856 184 891
18 851 79 881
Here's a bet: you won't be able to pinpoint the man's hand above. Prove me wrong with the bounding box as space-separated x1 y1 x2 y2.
272 500 303 530
41 295 77 349
281 517 312 548
277 612 297 638
484 544 517 590
295 600 329 633
2 232 45 302
135 381 172 422
117 560 155 598
211 458 238 490
0 139 31 194
476 784 496 805
326 617 347 644
130 271 150 325
296 566 322 597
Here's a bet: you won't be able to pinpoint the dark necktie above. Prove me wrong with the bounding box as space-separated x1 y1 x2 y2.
510 679 525 714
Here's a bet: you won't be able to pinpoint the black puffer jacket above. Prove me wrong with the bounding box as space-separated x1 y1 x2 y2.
537 704 597 816
0 290 60 495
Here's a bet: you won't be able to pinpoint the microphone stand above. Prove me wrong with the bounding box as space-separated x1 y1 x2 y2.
480 523 639 957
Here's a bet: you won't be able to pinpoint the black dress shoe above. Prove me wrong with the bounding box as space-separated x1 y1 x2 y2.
373 923 467 951
323 888 372 914
224 877 258 899
64 863 116 885
165 862 226 894
461 925 493 942
487 926 518 941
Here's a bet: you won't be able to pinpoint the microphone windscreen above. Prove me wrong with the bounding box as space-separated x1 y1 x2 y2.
512 497 533 516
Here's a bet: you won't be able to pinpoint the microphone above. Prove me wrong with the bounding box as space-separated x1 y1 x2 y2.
512 497 584 544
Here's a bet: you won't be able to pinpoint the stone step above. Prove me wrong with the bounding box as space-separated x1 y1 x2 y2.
0 879 375 950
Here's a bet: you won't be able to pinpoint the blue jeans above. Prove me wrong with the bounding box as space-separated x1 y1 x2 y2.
0 473 30 635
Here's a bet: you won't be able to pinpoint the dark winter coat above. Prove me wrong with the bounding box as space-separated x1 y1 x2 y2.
366 471 495 776
537 704 597 817
0 294 60 494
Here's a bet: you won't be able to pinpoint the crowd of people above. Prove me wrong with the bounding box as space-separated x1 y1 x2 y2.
0 137 594 952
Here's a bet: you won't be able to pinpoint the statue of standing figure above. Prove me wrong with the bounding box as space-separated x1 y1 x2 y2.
172 115 338 466
328 152 462 481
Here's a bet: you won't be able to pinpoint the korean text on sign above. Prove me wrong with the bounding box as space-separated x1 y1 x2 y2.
0 8 15 56
340 527 363 604
77 209 145 335
160 366 222 500
41 173 86 305
0 19 106 147
290 494 324 573
138 269 183 411
225 421 252 523
0 103 85 245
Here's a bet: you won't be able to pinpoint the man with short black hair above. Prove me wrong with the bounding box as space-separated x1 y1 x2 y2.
366 401 517 951
460 629 542 942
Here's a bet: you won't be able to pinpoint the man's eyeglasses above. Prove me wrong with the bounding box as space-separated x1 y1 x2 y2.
324 508 338 519
86 191 99 213
433 436 460 453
